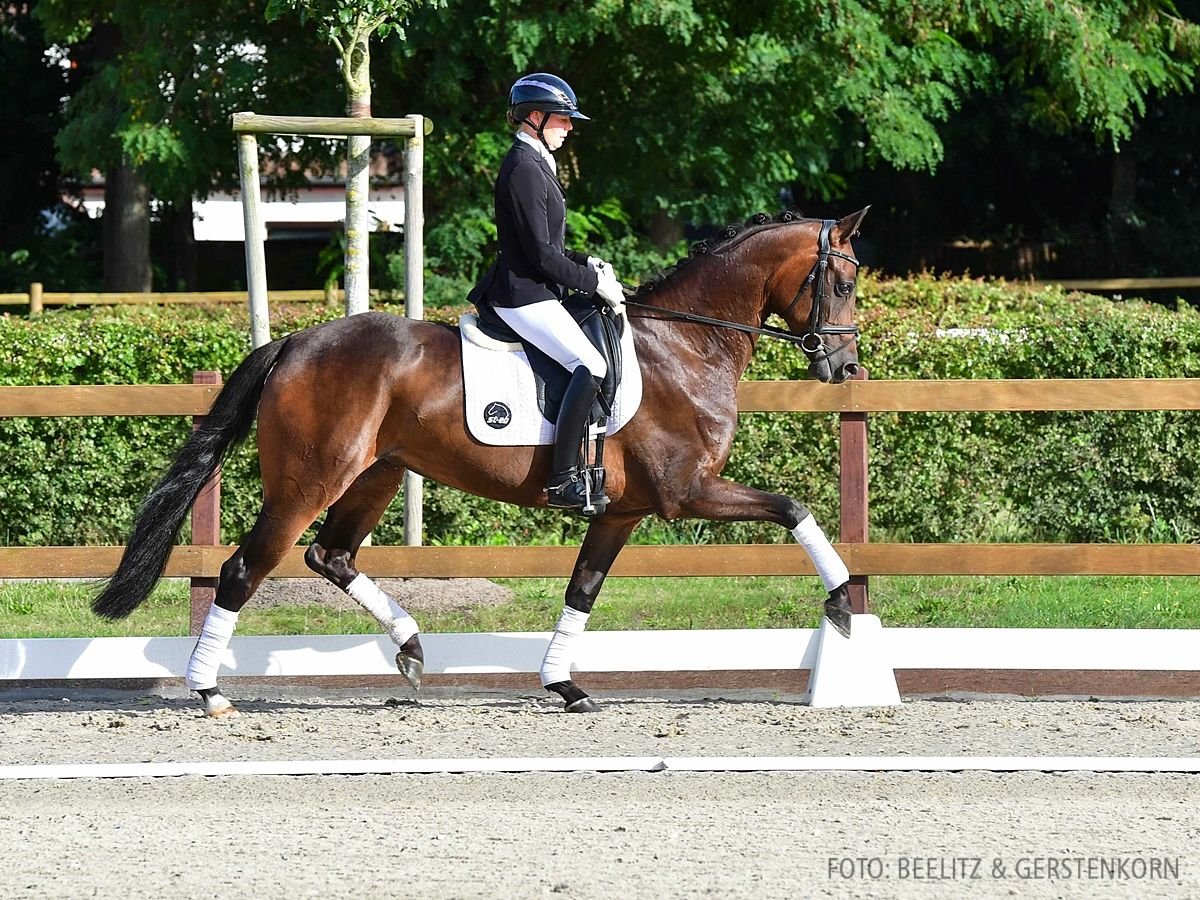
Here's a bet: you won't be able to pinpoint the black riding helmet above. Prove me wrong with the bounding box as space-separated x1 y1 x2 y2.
509 73 589 150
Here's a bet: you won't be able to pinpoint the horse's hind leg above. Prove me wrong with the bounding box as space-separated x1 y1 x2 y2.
188 500 328 717
303 457 424 689
541 515 643 712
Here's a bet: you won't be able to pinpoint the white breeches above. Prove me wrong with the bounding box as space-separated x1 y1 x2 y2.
791 514 850 592
496 300 607 379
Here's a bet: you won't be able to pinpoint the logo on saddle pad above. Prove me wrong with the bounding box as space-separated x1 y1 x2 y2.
483 401 512 429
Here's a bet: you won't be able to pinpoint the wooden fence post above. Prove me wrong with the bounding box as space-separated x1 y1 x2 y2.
839 366 870 614
190 371 222 634
29 283 43 317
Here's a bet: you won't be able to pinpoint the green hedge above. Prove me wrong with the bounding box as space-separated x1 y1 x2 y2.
3 275 1200 547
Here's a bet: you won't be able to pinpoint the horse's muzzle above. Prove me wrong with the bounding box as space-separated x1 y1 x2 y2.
808 339 860 384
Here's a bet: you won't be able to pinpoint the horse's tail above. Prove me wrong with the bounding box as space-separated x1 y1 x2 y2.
92 337 290 620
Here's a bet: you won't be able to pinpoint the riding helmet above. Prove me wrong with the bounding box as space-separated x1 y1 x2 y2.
509 73 590 121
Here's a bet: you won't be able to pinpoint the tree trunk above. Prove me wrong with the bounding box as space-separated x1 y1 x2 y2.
102 163 152 292
1109 146 1137 219
343 32 372 316
648 208 684 251
167 195 198 291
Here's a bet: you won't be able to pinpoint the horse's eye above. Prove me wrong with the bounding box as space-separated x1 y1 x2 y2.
835 281 855 297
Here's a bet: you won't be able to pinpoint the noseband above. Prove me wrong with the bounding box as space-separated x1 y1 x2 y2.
623 218 860 361
779 218 860 358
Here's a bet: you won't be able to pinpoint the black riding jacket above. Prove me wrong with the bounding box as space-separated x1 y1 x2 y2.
468 139 599 309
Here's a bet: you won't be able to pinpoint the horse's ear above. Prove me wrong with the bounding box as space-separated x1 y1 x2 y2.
834 206 870 242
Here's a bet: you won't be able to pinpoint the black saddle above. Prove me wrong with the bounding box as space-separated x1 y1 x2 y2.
473 293 624 423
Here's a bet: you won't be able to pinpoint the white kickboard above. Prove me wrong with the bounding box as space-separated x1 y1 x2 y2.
807 613 901 708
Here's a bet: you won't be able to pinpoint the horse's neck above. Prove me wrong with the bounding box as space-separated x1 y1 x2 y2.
633 255 770 379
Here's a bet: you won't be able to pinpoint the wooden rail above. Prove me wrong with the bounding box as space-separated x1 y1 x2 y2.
0 287 403 309
5 378 1199 416
3 276 1197 312
3 376 1199 631
1049 277 1200 291
3 543 1198 579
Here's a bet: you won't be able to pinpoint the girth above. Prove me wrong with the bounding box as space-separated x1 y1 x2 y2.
473 294 624 423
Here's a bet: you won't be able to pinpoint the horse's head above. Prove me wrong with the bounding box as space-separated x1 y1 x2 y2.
768 208 869 384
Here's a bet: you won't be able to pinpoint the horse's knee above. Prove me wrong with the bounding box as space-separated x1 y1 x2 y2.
305 542 358 590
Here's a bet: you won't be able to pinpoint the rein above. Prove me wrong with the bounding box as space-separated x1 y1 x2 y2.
622 219 860 358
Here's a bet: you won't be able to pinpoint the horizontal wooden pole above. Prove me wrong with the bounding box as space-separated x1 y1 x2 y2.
35 289 401 306
735 378 1200 412
1049 277 1200 290
4 544 1198 580
0 294 29 305
0 384 220 417
7 379 1200 418
231 112 434 137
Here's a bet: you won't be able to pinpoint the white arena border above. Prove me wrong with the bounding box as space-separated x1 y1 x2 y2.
4 627 1200 681
3 756 1199 781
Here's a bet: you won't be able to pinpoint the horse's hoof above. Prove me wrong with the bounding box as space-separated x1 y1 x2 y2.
396 635 424 691
545 679 599 713
565 696 600 713
198 688 238 718
823 584 853 638
823 603 852 639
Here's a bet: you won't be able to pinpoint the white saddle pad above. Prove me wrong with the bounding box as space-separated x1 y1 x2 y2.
459 312 643 446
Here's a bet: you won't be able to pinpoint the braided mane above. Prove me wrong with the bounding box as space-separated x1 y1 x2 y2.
634 209 810 295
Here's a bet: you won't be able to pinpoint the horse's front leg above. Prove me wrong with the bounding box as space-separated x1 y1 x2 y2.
542 515 643 712
671 475 852 637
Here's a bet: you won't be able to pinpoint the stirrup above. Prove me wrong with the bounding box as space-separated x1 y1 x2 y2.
546 472 608 516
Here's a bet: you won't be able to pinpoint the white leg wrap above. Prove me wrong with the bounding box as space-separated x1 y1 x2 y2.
791 514 850 592
539 607 589 686
185 604 239 691
347 573 420 646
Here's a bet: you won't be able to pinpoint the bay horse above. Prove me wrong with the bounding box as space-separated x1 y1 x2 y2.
93 208 869 716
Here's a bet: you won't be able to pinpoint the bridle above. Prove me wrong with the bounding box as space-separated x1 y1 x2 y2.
778 218 860 355
622 218 860 361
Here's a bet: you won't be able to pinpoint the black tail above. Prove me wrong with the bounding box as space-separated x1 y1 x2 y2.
92 338 290 619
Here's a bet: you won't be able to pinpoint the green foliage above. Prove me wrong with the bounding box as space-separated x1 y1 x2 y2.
388 0 1200 245
265 0 443 100
36 1 343 201
4 276 1200 549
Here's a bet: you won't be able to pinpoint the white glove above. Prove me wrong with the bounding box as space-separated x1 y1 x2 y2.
594 263 625 315
587 256 608 274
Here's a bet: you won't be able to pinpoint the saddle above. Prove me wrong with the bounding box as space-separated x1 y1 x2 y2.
473 293 625 424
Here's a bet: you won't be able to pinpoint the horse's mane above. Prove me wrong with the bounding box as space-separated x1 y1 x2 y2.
634 209 810 296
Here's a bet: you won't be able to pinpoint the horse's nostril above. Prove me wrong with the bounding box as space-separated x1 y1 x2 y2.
843 362 860 379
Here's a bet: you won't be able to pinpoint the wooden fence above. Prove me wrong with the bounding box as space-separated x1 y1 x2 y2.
3 375 1200 636
3 276 1199 315
0 285 403 314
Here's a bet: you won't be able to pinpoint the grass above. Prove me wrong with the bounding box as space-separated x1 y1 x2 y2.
2 574 1200 638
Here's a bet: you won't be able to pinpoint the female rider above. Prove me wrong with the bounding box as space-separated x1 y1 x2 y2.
468 73 626 513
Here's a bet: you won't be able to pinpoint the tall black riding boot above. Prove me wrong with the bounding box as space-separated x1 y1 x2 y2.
547 367 605 512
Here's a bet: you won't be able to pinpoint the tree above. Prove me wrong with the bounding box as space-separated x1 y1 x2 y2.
385 0 1200 271
36 0 339 290
0 2 94 290
265 0 442 314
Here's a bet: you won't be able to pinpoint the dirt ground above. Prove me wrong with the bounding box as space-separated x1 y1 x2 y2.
251 576 516 614
1 693 1198 899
